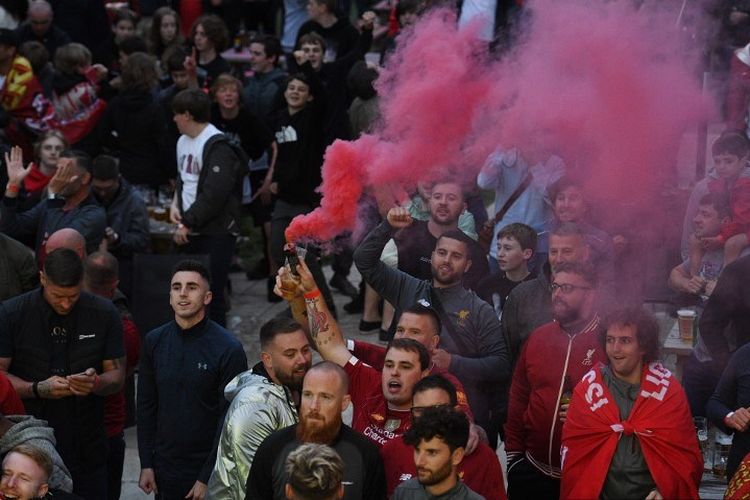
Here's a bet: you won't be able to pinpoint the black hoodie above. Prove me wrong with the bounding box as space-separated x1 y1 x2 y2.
94 88 173 186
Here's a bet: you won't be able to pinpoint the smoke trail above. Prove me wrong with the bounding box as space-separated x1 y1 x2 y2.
285 0 712 243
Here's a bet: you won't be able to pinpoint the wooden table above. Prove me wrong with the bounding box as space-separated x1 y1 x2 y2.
662 321 694 381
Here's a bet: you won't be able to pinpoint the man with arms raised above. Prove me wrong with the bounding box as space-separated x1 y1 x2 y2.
393 406 484 500
283 258 431 448
355 206 509 445
561 308 702 500
208 317 313 500
138 260 247 500
246 361 385 499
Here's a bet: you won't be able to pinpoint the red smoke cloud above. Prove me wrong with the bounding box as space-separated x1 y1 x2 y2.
285 0 712 243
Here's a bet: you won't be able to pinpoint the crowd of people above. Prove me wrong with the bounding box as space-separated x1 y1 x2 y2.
1 0 750 499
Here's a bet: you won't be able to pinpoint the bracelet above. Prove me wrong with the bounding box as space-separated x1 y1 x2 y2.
5 183 19 194
303 289 321 300
31 381 40 399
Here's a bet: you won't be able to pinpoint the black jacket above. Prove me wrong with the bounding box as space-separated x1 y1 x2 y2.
0 194 106 256
177 133 247 235
246 423 386 500
101 179 150 258
0 288 124 469
137 316 247 484
0 233 37 301
701 254 750 365
95 89 173 186
16 23 71 57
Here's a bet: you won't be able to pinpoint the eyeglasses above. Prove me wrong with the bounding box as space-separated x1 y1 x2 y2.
410 404 452 418
550 282 591 294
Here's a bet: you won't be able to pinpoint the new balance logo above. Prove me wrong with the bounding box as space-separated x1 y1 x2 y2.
399 474 412 482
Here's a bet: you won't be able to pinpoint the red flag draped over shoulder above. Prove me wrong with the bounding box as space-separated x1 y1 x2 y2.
560 362 702 500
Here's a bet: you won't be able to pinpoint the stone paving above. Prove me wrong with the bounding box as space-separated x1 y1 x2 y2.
120 266 375 499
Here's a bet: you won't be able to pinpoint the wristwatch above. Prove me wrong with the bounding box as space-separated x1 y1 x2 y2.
47 192 65 201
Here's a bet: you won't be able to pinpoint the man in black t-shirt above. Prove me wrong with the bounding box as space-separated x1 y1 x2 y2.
246 361 385 499
0 248 125 499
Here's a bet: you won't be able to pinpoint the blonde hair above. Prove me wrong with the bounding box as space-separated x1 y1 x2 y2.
285 443 343 500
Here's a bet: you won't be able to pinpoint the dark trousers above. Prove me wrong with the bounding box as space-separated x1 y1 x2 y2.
331 233 354 277
683 353 723 417
183 234 237 327
71 462 108 500
507 457 560 500
270 200 336 313
106 433 125 500
154 474 196 500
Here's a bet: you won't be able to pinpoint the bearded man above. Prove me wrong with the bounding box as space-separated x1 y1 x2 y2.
245 361 386 500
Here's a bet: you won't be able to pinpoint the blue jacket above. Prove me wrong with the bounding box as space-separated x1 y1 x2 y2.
137 316 247 484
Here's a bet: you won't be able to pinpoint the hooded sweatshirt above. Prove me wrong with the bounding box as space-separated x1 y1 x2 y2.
207 362 299 500
95 89 172 186
0 415 73 493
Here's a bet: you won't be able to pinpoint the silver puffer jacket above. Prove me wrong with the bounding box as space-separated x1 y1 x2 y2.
206 363 298 500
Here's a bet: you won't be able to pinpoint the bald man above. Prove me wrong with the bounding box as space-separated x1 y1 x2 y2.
246 361 386 500
45 228 86 259
17 0 71 57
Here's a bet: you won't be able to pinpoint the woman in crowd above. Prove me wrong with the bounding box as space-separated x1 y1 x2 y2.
149 7 184 63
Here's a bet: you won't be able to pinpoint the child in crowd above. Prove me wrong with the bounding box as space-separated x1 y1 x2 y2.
689 131 750 277
149 7 183 62
93 8 138 71
51 43 108 144
16 130 67 211
476 222 537 318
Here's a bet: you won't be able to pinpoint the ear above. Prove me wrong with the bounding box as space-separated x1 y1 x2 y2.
260 351 272 369
39 271 46 287
285 483 294 499
430 335 440 350
522 248 533 261
38 483 49 498
306 94 314 103
581 244 590 262
461 201 467 213
463 258 472 274
203 290 213 306
451 447 465 467
341 394 351 412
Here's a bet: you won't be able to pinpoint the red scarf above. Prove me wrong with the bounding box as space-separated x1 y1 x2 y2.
560 362 702 500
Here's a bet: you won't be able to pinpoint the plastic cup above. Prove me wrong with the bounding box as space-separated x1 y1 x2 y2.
677 309 697 342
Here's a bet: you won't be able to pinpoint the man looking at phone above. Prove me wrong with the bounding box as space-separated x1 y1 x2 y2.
0 247 125 499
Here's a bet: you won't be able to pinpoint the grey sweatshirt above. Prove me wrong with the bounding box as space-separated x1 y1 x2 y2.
354 222 510 428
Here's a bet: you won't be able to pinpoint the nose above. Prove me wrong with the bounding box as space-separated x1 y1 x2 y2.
415 451 427 468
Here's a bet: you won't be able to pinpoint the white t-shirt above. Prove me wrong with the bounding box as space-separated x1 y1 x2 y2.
177 124 222 213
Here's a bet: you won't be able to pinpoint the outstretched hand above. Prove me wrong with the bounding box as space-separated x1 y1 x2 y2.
4 146 29 187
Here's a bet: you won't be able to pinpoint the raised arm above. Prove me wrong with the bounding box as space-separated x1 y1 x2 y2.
293 258 351 367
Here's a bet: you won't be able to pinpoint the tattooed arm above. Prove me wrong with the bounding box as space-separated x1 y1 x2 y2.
295 259 352 367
